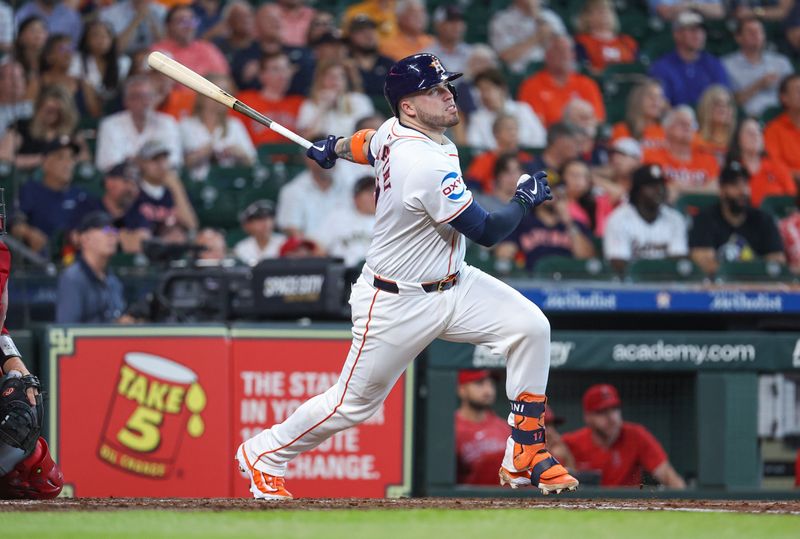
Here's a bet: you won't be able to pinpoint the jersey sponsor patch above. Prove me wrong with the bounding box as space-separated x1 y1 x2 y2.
441 172 465 201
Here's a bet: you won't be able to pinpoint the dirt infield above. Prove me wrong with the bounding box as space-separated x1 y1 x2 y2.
1 498 799 514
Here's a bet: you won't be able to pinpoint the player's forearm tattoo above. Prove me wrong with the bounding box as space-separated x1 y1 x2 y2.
335 137 355 161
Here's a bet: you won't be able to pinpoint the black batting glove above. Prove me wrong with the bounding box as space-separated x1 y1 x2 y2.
513 171 552 211
305 135 341 169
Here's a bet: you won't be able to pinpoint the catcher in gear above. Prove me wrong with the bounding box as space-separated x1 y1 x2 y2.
0 188 64 499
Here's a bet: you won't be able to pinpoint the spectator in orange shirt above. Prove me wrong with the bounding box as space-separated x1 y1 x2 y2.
734 118 796 208
235 51 303 145
517 35 606 128
465 114 534 193
764 74 800 184
611 78 668 151
378 0 434 61
643 105 719 201
151 4 229 76
695 85 736 166
574 0 638 75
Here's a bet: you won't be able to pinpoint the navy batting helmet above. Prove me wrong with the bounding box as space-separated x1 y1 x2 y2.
384 53 462 117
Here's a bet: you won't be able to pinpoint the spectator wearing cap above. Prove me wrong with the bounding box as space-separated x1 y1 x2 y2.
562 384 686 488
230 3 314 95
211 0 255 64
276 141 350 238
14 0 82 47
428 5 472 75
454 369 509 485
235 51 304 146
496 178 595 272
590 138 643 216
10 136 87 255
278 236 323 258
723 17 793 118
732 118 795 208
465 115 535 194
467 69 546 152
96 75 182 172
648 0 724 21
233 200 286 266
56 211 127 324
70 162 152 254
524 122 586 187
310 176 376 268
275 0 315 48
179 73 255 180
343 0 398 43
489 0 567 75
604 164 688 274
346 15 395 98
297 60 373 139
100 0 166 55
378 0 434 62
135 140 198 236
610 79 668 152
648 10 730 107
764 74 800 184
517 36 606 128
151 4 229 76
642 106 719 202
690 160 785 275
310 29 349 67
574 0 638 75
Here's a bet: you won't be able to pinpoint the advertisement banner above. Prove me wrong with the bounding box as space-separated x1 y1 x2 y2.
430 331 800 372
49 327 231 497
231 328 413 498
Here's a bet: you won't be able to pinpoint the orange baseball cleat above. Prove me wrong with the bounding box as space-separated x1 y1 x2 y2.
499 393 579 495
235 443 293 500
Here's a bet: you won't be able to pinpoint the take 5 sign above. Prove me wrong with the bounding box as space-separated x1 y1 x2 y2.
48 326 413 498
49 327 231 497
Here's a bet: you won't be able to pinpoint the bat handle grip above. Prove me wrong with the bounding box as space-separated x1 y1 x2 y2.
270 123 312 150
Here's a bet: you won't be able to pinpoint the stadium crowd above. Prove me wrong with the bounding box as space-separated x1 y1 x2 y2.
3 0 800 302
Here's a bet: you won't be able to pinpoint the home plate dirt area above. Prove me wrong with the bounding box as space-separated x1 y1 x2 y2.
1 498 799 514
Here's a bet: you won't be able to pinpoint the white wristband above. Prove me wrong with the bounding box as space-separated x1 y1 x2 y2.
0 334 21 360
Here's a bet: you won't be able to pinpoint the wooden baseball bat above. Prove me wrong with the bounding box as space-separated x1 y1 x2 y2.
147 51 312 150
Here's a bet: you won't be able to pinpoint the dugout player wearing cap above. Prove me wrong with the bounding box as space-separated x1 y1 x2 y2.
561 384 685 488
0 192 64 499
236 53 578 498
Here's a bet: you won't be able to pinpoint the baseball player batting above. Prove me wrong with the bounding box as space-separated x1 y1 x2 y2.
236 53 578 498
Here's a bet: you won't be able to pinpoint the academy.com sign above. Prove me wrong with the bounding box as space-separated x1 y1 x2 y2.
612 340 756 365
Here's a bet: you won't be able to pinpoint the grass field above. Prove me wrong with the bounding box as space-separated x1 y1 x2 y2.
5 508 800 539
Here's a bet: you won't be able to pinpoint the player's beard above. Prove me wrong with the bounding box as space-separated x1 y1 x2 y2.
466 397 493 412
417 107 459 129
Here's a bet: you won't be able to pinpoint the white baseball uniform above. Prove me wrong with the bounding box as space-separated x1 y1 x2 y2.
242 118 552 477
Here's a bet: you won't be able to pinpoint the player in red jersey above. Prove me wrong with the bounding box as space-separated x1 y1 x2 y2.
562 384 685 488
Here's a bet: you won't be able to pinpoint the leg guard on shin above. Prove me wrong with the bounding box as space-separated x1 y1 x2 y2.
502 393 578 494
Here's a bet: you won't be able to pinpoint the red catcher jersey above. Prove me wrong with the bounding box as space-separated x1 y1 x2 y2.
0 241 9 333
561 422 668 487
455 410 509 485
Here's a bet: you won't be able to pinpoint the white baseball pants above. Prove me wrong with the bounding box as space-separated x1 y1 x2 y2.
244 264 551 476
